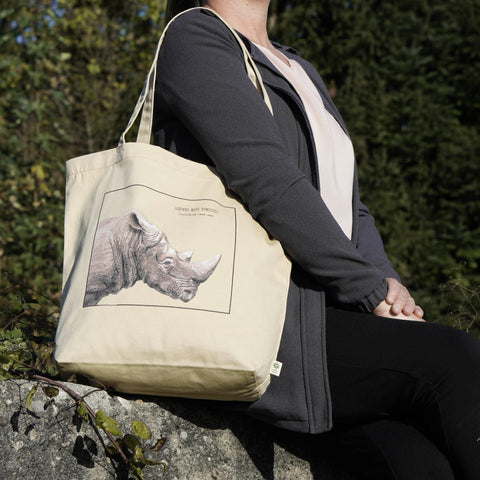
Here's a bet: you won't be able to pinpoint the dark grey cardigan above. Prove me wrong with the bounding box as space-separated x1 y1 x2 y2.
153 9 400 434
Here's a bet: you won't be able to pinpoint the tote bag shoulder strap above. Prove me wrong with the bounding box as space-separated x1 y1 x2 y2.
120 7 273 146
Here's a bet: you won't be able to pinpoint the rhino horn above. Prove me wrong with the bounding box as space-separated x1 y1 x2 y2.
191 254 221 283
178 250 194 262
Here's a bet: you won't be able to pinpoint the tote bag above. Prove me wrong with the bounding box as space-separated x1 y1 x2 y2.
54 9 291 401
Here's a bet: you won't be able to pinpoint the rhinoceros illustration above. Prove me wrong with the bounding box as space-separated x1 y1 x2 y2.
83 209 221 307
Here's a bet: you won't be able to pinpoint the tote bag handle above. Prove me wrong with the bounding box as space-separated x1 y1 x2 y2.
119 7 273 146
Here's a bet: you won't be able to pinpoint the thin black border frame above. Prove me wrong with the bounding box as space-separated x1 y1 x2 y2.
82 184 237 314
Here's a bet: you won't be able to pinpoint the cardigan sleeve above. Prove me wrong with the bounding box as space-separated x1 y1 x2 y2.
356 199 401 281
154 9 388 312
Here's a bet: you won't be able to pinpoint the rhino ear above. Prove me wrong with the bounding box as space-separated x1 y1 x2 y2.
178 250 194 262
127 210 163 247
128 210 157 235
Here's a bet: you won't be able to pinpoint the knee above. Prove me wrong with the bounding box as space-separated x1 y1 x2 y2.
429 324 480 380
396 452 456 480
445 326 480 364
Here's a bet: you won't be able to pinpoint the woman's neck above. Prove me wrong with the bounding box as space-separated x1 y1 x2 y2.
203 0 271 47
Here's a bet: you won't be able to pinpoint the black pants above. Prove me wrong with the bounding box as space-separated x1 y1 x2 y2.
322 308 480 480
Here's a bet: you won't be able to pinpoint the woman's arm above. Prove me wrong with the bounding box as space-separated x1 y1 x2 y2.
356 199 401 281
155 10 388 312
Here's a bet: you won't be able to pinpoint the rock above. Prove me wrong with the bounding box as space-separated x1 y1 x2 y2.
0 379 353 479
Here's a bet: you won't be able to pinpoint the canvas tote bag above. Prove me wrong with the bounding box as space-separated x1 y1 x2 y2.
54 8 291 401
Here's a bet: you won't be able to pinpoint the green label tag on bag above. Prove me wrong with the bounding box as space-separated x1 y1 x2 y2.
270 360 283 377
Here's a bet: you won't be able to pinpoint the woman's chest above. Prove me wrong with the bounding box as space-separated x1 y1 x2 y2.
262 77 319 189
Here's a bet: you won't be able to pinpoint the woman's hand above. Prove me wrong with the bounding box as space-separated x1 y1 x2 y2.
373 278 425 321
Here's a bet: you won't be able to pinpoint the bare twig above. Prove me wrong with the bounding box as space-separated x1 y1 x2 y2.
1 311 28 331
4 275 60 307
28 373 129 465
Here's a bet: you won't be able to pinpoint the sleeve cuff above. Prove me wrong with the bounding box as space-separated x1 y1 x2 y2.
356 278 388 313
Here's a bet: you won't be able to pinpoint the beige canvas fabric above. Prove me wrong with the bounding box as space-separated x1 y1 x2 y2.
54 9 291 401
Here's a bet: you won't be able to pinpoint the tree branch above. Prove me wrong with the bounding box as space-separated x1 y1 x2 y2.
29 373 129 465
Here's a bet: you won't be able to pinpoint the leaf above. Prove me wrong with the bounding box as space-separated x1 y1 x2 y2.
59 52 71 62
9 329 23 340
26 384 38 413
0 8 14 20
129 463 144 480
150 437 167 452
106 439 125 457
95 410 122 437
122 433 141 452
105 444 118 456
42 386 59 398
86 60 101 75
132 420 151 440
131 444 146 466
77 402 89 421
143 458 165 467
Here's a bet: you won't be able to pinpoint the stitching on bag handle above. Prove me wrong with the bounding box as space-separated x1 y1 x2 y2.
119 6 273 147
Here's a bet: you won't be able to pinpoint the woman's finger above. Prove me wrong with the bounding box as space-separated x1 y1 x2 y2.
413 305 424 318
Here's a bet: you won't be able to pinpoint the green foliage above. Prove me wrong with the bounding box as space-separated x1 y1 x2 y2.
26 379 167 478
0 2 67 299
0 274 59 380
42 384 60 397
25 383 38 412
103 417 168 478
0 328 31 380
77 401 90 421
96 409 123 437
437 266 480 337
133 420 152 440
25 384 59 414
0 0 166 302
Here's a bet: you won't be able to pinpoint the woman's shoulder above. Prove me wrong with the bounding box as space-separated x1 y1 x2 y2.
163 8 240 49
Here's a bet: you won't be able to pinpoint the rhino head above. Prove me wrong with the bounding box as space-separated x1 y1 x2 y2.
129 210 221 302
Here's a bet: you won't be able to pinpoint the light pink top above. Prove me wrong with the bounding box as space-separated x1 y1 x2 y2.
256 45 355 239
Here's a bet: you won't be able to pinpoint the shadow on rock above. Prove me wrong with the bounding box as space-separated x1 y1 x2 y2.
119 394 354 480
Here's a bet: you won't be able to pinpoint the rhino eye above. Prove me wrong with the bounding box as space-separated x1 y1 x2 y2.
160 258 174 268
